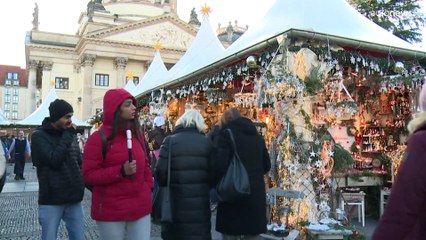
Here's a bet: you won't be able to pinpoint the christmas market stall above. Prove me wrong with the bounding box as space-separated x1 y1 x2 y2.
135 0 426 237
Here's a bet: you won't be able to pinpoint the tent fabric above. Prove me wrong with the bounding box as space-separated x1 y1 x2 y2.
225 0 422 58
139 15 225 95
133 50 168 97
124 79 137 96
137 0 425 96
15 88 90 127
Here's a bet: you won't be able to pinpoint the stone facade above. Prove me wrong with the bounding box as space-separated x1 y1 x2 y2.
25 0 196 121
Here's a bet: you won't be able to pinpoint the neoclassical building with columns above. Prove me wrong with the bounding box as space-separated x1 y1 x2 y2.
25 0 198 121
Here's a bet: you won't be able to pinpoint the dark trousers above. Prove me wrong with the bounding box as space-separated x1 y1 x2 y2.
14 153 25 178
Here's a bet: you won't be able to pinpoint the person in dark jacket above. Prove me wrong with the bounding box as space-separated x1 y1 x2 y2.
212 108 271 240
31 99 84 240
7 130 31 180
83 88 153 240
147 115 167 169
155 109 213 240
373 84 426 240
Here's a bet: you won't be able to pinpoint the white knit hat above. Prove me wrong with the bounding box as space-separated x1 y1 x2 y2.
153 116 165 127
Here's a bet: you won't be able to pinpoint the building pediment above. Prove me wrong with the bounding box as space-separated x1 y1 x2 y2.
85 14 197 50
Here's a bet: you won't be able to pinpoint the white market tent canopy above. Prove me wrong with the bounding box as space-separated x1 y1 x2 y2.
136 15 225 96
124 79 137 96
224 0 423 56
15 88 91 127
133 50 169 97
138 0 426 93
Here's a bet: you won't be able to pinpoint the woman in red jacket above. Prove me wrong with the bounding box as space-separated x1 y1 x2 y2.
83 88 153 240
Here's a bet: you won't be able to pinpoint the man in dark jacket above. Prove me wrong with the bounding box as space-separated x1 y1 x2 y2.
31 99 85 240
7 130 31 180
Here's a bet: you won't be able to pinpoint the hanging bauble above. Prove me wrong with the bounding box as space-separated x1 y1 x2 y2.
246 55 257 68
393 62 405 74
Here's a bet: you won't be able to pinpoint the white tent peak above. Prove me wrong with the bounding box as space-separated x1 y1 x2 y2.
142 15 225 94
134 50 168 97
15 87 90 127
124 79 137 96
226 0 422 54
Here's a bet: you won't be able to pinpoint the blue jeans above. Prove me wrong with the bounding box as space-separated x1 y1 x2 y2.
38 202 84 240
97 214 151 240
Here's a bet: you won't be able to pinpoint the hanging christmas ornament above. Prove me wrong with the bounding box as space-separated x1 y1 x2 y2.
246 55 257 68
393 61 405 74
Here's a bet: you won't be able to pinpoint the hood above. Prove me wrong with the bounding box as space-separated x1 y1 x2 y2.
407 112 426 135
226 117 258 135
103 88 136 127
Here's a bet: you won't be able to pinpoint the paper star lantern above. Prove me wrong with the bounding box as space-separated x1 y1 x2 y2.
153 43 162 51
200 4 211 16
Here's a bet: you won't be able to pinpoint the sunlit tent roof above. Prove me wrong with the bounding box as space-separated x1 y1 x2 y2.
224 0 424 57
138 15 225 95
15 88 91 127
133 50 168 97
142 0 426 92
124 79 137 96
0 107 10 126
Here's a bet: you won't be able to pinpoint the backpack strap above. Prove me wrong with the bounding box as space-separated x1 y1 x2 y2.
98 129 107 160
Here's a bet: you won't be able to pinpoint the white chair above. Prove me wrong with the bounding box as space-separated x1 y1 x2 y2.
340 191 365 227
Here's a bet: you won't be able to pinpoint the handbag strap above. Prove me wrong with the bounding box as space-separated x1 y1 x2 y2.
166 137 172 187
226 128 240 159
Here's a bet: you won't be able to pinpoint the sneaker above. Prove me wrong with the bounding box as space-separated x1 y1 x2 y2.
20 177 25 180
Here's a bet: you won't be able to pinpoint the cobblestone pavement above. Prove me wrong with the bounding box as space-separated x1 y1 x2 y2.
0 162 162 240
0 160 222 240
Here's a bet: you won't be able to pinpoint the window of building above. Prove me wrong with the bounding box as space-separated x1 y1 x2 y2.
13 80 19 86
4 103 10 111
5 80 11 86
12 96 18 103
55 77 69 89
95 74 109 86
5 88 10 95
6 72 18 80
12 104 17 111
4 112 9 119
13 88 18 96
11 111 17 120
5 95 10 103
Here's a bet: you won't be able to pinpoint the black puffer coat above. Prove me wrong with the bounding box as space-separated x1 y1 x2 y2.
155 125 212 240
213 117 271 235
31 118 84 205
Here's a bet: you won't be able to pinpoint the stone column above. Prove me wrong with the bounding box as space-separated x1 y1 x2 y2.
27 60 38 115
114 57 128 88
40 61 53 99
80 54 96 120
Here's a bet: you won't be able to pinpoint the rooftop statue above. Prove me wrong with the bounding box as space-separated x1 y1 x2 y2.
32 3 39 31
188 7 200 26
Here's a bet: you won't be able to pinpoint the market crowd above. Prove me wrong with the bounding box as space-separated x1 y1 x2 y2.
27 88 271 240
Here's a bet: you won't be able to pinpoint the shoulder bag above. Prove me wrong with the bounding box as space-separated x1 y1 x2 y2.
152 137 173 225
216 128 251 202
